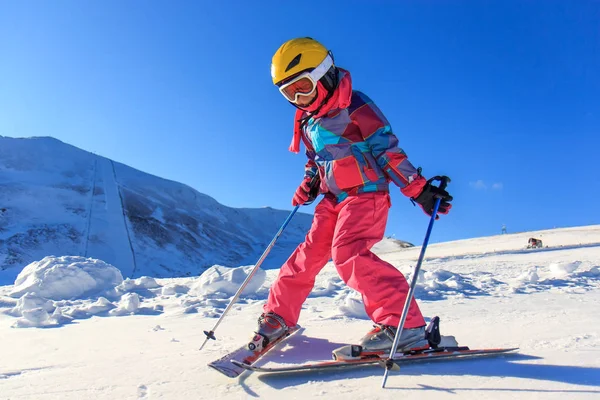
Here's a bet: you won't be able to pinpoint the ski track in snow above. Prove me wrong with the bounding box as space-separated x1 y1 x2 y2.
82 158 97 258
0 225 599 399
76 157 137 277
104 158 135 276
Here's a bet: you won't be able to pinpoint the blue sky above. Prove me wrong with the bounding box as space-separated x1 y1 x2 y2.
1 1 598 245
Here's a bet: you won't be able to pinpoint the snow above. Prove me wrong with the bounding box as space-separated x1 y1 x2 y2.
4 256 168 328
109 292 141 316
371 237 414 253
191 265 266 297
0 136 312 281
549 261 581 277
0 225 599 399
10 256 123 300
87 157 137 277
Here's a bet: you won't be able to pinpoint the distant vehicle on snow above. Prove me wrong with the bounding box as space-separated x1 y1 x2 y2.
527 237 543 249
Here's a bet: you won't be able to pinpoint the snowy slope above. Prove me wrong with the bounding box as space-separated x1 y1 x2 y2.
0 136 312 282
86 157 137 277
0 225 599 399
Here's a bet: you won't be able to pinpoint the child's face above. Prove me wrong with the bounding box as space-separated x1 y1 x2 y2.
295 90 318 107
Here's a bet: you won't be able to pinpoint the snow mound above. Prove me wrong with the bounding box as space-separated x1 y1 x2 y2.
2 258 277 327
9 256 123 300
516 267 540 283
339 291 369 319
410 268 485 300
511 260 600 294
190 265 266 297
548 261 581 277
3 256 172 328
372 237 413 254
160 284 189 296
76 297 115 315
115 276 161 294
109 293 141 316
8 292 71 328
310 276 343 298
169 265 270 316
335 268 487 319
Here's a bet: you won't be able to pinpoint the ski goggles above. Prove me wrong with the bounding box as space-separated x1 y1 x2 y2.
277 54 334 103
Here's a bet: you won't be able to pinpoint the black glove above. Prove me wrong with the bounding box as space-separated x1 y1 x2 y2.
412 177 453 218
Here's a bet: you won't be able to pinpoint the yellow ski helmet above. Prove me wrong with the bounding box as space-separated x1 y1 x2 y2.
271 37 330 85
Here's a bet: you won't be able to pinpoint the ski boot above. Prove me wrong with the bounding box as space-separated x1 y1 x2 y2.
332 316 458 360
361 324 429 352
247 311 288 352
332 324 428 360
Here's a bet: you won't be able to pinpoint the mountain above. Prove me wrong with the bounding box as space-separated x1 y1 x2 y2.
0 136 313 283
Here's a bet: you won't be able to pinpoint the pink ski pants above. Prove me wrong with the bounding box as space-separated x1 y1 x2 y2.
265 192 425 329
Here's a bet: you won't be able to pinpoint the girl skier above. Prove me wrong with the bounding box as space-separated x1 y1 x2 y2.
253 37 453 357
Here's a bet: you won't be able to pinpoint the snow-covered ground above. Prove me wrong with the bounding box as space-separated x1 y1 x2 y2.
1 225 599 399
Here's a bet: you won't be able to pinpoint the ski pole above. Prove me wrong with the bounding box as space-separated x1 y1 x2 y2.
381 176 449 388
200 174 320 350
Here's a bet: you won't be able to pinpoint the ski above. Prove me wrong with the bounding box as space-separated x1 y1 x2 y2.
230 346 519 375
208 325 302 378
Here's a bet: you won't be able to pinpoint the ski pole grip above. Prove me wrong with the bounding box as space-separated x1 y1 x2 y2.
305 174 321 205
308 173 320 189
439 176 450 191
430 175 450 191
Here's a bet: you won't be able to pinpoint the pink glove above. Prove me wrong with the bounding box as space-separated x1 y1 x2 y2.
292 177 313 206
